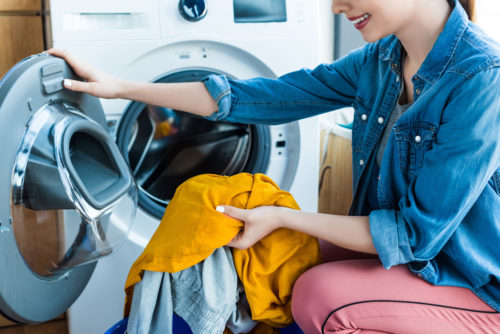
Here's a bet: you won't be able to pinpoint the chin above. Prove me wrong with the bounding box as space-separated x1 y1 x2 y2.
361 31 391 44
360 34 378 43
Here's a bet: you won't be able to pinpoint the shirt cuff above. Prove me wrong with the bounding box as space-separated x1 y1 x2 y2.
202 74 232 121
369 209 414 269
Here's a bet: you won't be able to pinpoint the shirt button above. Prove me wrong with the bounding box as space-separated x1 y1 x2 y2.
361 114 368 121
415 135 422 143
359 159 365 166
378 117 384 124
415 88 421 95
396 76 400 83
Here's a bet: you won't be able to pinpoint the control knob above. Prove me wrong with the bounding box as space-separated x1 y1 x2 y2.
179 0 207 22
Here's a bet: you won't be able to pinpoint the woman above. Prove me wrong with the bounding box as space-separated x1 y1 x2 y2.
48 0 500 332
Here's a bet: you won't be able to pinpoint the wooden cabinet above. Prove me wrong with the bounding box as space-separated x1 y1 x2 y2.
318 130 353 215
0 0 41 11
0 319 13 329
0 318 67 334
0 0 45 77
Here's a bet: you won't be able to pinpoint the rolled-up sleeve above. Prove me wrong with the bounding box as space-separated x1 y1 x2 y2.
369 68 500 270
201 74 232 121
369 209 414 269
201 43 377 125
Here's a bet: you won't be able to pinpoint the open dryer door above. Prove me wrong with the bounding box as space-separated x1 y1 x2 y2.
0 55 138 324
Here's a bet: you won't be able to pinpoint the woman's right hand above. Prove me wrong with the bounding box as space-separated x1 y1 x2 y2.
45 48 124 99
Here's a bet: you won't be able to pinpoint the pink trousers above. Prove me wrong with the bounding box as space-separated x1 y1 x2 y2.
291 241 500 333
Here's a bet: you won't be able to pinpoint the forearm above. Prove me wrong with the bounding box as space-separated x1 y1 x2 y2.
118 81 218 117
278 208 377 254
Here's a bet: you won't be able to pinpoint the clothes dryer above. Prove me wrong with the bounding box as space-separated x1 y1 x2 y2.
48 0 327 332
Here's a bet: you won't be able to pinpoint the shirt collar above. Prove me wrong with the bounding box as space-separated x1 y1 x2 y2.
379 0 469 83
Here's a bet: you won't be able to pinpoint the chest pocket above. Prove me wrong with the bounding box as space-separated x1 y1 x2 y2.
394 121 436 177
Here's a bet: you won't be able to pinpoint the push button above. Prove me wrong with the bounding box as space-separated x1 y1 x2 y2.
42 80 64 95
41 63 64 95
42 64 62 77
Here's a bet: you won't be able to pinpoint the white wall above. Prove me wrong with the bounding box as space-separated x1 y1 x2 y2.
476 0 500 42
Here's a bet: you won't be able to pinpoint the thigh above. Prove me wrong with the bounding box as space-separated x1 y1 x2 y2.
291 259 500 334
318 239 377 263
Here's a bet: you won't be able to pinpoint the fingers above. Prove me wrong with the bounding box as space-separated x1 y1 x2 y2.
216 206 251 249
45 48 89 78
227 228 254 249
215 205 247 221
47 48 122 98
45 48 65 58
46 48 78 67
227 237 248 250
62 79 78 91
45 49 89 94
62 79 94 95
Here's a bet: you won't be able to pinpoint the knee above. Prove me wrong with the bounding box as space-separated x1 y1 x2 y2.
291 264 337 333
291 261 377 333
291 267 312 315
291 266 320 312
291 262 349 316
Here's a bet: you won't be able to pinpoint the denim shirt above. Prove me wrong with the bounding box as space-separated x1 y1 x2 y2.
202 1 500 311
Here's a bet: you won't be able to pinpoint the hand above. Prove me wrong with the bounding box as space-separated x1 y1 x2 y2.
45 48 124 99
218 205 285 250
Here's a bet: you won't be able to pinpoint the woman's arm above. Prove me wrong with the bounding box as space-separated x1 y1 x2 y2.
48 43 377 125
218 205 377 254
118 81 217 116
45 48 218 117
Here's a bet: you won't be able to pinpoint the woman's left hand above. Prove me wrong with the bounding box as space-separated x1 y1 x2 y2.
217 205 284 249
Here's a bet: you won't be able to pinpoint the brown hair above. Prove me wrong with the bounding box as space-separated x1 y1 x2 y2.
458 0 476 22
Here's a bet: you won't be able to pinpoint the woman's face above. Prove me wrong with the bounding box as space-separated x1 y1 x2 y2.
331 0 417 43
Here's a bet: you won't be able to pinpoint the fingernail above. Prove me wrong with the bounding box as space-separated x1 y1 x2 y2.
63 79 72 87
216 206 225 213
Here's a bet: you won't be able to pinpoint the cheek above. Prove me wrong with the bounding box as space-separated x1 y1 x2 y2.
361 16 395 42
381 3 414 28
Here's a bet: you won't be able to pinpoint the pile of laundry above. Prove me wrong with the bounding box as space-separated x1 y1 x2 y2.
124 173 320 334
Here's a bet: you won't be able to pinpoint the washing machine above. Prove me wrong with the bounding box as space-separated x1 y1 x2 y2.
1 0 328 332
0 54 138 325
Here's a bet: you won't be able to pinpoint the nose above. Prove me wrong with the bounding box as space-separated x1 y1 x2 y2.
331 0 350 15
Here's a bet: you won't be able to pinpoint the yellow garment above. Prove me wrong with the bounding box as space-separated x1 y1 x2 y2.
124 173 320 327
154 120 173 139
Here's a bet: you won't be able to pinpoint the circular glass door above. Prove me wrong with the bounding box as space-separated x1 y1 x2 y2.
116 70 270 218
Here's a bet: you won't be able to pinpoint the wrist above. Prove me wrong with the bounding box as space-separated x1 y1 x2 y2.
273 206 293 229
115 79 129 99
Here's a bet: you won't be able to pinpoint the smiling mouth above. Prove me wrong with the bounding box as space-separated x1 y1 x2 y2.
352 13 371 25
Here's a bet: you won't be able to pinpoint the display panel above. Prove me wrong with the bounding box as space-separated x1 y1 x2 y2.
233 0 286 23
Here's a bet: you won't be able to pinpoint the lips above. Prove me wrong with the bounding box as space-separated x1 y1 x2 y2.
348 13 371 30
348 13 368 22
